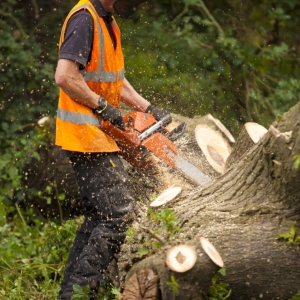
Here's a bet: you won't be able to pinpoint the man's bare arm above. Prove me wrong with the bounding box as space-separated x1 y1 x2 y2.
120 78 150 112
54 59 99 109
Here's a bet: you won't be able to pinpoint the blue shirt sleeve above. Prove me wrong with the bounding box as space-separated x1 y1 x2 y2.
59 10 94 68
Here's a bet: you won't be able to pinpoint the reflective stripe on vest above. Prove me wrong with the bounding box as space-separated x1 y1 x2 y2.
67 3 125 83
57 107 100 126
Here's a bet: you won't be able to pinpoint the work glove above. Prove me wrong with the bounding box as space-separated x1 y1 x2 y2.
145 105 172 126
93 97 125 131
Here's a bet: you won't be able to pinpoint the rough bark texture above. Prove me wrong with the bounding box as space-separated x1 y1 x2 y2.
24 103 300 299
118 102 300 299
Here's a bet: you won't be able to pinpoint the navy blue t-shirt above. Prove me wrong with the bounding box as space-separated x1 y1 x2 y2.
59 0 116 68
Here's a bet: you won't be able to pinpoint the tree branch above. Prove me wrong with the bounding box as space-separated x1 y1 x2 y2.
31 0 39 19
198 0 224 39
139 225 167 245
0 9 27 37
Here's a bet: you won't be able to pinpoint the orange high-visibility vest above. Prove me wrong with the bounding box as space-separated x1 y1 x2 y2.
56 0 124 152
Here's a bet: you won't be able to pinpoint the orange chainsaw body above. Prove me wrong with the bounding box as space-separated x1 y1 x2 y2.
100 112 178 170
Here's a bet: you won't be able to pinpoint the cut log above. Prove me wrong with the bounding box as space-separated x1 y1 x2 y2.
226 122 267 169
122 269 160 300
195 124 232 173
118 102 300 299
194 114 235 145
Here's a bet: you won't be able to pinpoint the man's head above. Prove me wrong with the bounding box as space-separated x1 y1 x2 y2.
113 0 147 19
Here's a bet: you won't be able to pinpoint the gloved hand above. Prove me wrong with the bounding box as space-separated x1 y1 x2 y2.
93 97 125 131
145 105 172 126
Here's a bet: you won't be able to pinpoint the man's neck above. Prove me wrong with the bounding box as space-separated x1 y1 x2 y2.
99 0 114 13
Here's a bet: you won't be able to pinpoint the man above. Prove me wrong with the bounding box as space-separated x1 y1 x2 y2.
54 0 172 299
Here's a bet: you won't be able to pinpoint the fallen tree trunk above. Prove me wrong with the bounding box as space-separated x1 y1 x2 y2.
118 102 300 299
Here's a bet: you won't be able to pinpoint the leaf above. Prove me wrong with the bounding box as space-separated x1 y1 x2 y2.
290 225 296 237
218 268 226 276
223 289 232 299
111 288 121 295
58 194 66 201
136 249 150 256
72 284 83 294
277 233 291 240
8 166 18 179
294 156 300 169
32 151 41 161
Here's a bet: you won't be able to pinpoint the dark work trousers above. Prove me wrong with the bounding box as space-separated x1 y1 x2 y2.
58 152 135 300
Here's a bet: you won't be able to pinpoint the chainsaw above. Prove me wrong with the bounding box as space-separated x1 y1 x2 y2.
100 112 211 186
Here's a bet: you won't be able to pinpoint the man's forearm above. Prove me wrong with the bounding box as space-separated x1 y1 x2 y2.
55 59 99 109
120 78 150 112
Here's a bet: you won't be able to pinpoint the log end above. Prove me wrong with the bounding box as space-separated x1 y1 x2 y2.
166 244 198 272
122 269 160 300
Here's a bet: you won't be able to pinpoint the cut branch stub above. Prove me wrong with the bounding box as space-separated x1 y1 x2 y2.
122 269 160 300
165 244 198 272
245 122 268 144
226 122 267 169
195 124 232 173
150 187 182 207
199 237 224 268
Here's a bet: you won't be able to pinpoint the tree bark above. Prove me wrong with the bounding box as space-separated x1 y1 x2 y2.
226 122 267 169
118 102 300 299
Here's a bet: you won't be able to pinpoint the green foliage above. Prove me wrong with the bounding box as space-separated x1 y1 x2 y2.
0 215 80 299
166 275 180 294
0 0 76 223
136 248 151 257
125 225 136 242
208 268 232 300
120 0 300 132
72 283 120 300
277 223 300 245
71 284 90 300
293 155 300 169
147 207 180 238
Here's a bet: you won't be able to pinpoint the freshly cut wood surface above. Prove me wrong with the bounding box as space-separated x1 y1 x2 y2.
122 269 159 300
193 114 235 145
165 244 198 273
226 122 267 169
199 237 224 268
206 114 236 144
150 187 182 207
195 124 232 173
245 122 268 144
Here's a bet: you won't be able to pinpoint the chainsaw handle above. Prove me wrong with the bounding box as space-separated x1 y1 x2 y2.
138 115 170 141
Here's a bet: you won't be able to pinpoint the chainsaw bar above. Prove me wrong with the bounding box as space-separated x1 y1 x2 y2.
175 156 211 186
